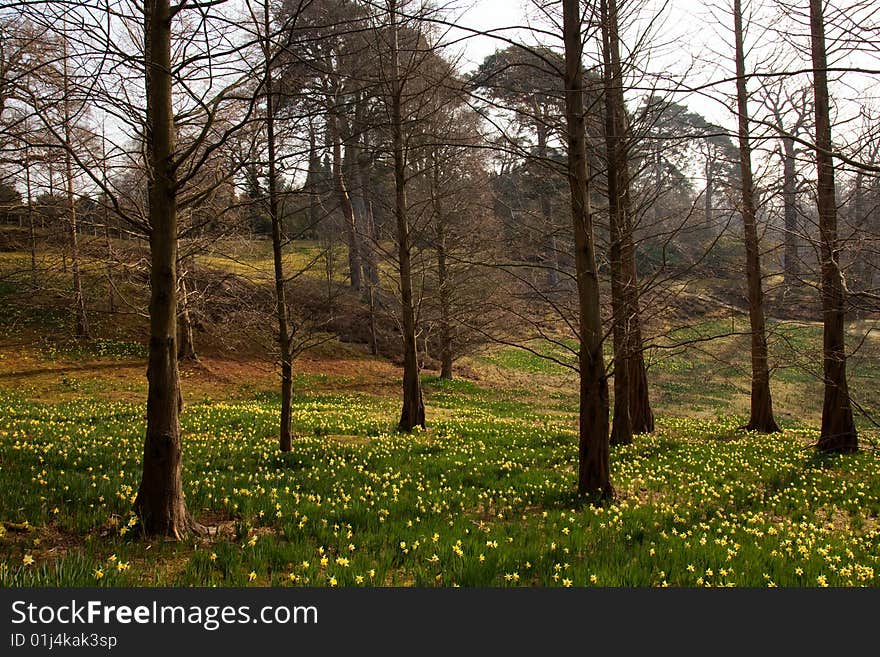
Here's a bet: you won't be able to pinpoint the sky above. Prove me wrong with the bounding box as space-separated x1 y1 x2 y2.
434 0 879 146
438 0 734 125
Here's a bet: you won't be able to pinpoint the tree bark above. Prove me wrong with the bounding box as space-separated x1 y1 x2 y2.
328 107 362 291
389 1 425 432
177 257 198 362
134 0 197 537
437 226 453 381
809 0 857 452
346 106 379 291
358 157 379 287
733 0 779 433
354 129 380 351
263 0 293 452
430 149 454 380
603 0 653 438
602 0 631 446
563 0 612 498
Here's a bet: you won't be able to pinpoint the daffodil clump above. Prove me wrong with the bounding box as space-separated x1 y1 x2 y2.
0 387 878 588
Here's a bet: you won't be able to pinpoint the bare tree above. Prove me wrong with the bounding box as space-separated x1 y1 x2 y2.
563 0 612 498
732 0 778 433
601 0 632 446
386 0 424 431
131 0 198 536
809 0 857 452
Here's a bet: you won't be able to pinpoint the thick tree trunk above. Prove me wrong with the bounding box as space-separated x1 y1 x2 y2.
263 3 293 453
782 136 800 284
810 0 857 452
734 0 779 434
390 2 425 432
563 0 612 499
134 0 197 538
602 0 631 447
627 322 653 433
603 0 652 439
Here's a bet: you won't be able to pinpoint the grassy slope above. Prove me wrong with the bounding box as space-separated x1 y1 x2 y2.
1 235 879 587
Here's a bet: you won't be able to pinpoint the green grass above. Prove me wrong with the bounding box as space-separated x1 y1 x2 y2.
1 388 878 588
481 341 578 375
36 337 147 361
1 239 879 588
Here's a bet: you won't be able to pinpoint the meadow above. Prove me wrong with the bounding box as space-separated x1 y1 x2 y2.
1 232 879 588
1 335 879 587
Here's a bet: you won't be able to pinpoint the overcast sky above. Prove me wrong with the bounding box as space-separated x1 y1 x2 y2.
440 0 732 124
436 0 878 146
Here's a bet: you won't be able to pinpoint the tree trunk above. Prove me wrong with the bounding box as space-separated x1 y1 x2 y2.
430 150 454 381
306 124 322 230
851 172 865 291
100 128 115 312
604 0 653 437
62 42 89 340
368 283 378 356
782 135 800 284
50 160 68 273
602 0 631 447
134 0 197 538
563 0 612 499
263 0 293 452
438 225 454 381
850 171 877 292
25 137 37 287
734 0 779 433
390 1 425 432
329 108 362 291
104 225 115 313
177 257 198 362
354 132 380 353
355 136 379 288
810 0 857 452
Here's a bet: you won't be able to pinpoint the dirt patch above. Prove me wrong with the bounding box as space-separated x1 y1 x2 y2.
0 521 88 563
